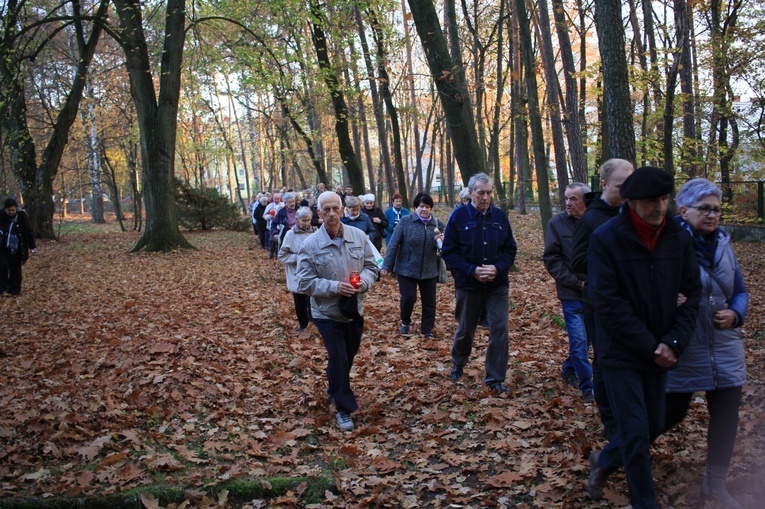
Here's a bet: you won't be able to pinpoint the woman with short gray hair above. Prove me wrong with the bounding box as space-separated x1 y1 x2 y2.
666 178 748 509
278 206 316 332
341 196 376 241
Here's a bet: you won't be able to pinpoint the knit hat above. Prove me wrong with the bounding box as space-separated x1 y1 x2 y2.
620 166 674 199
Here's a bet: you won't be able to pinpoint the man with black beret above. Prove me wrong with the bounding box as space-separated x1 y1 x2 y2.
586 166 702 508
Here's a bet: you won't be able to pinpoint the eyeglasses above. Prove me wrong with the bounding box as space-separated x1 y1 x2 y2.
688 205 722 217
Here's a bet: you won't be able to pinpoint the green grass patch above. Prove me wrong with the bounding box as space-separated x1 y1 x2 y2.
0 473 334 509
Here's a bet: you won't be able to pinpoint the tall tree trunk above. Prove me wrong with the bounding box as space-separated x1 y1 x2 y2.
409 0 486 186
516 0 552 232
84 88 105 223
401 0 424 194
510 7 528 214
677 0 698 178
534 0 569 207
115 0 193 252
226 75 251 202
1 0 108 238
348 41 375 194
309 0 365 194
490 0 508 209
367 6 407 203
354 6 394 197
551 0 586 184
709 0 742 202
595 0 636 163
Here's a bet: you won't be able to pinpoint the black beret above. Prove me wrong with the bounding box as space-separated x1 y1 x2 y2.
620 166 674 199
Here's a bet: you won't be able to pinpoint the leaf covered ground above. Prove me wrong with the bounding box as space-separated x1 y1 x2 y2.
1 211 763 508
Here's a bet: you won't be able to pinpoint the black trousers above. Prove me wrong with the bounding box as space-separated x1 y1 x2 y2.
397 274 437 335
293 293 312 329
314 318 364 414
665 386 742 467
0 251 22 295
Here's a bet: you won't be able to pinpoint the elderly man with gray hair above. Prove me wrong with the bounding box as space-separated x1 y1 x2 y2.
441 172 518 393
543 182 594 403
296 192 379 432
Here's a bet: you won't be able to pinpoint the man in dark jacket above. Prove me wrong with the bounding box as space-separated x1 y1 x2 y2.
442 172 518 393
0 198 36 296
543 182 593 402
586 166 701 509
571 158 634 436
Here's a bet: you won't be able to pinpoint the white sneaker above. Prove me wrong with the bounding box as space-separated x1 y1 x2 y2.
336 411 354 432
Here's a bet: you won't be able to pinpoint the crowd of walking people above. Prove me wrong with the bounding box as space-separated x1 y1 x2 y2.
250 164 749 508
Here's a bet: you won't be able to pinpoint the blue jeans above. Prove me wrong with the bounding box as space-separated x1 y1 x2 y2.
560 300 593 392
314 318 364 414
598 367 667 509
451 285 509 386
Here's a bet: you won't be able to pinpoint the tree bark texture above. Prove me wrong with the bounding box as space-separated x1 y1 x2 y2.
516 0 552 232
354 6 395 198
309 0 365 195
409 0 486 186
114 0 193 252
595 0 636 163
551 0 586 184
367 7 408 203
534 0 568 207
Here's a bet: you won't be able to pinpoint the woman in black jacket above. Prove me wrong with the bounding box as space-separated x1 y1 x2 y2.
0 198 36 295
252 196 269 250
361 194 388 252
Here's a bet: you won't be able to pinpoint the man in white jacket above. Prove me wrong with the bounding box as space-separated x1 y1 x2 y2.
296 192 378 432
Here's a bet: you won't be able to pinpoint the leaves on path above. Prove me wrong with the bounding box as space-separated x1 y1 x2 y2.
0 213 763 508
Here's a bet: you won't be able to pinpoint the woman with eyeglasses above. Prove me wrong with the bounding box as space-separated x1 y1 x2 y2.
666 178 748 509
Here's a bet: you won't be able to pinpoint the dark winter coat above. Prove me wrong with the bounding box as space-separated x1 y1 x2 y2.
382 214 443 280
666 225 748 392
341 212 376 242
363 206 388 250
588 205 701 372
252 203 268 231
543 211 585 301
570 192 621 277
0 208 35 261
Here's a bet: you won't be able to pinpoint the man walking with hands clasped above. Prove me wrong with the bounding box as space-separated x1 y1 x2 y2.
441 173 518 394
586 166 701 509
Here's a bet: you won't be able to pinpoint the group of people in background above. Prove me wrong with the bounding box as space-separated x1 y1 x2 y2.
257 164 748 509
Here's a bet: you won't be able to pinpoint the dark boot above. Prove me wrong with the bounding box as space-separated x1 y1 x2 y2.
701 464 743 509
587 450 609 501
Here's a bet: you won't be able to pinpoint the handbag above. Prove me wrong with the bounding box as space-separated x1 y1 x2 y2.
437 256 448 284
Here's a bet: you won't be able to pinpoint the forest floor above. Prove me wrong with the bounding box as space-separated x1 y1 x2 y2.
0 211 763 509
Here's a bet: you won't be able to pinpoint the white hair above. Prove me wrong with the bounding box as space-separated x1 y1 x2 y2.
317 191 341 209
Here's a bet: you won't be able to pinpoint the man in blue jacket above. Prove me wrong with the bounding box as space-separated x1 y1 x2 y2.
586 166 701 509
441 172 518 393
